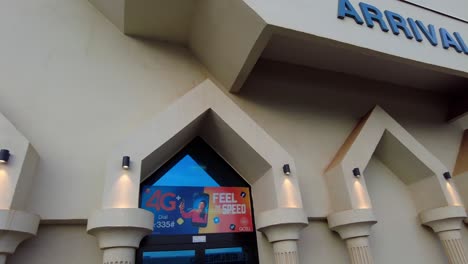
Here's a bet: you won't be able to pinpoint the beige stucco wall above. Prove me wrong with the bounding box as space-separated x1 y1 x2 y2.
0 0 206 220
365 157 446 264
7 225 102 264
0 0 467 263
226 60 464 218
222 60 467 262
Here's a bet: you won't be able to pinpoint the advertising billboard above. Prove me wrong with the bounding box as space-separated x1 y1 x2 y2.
141 186 254 235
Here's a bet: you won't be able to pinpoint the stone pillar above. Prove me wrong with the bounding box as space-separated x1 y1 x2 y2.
87 208 154 264
272 240 299 264
438 230 468 264
257 208 308 264
420 206 468 264
328 209 377 264
0 210 40 264
345 236 374 264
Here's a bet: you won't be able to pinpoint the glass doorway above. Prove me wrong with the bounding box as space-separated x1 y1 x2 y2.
205 247 247 263
138 137 259 264
141 247 247 264
143 250 196 264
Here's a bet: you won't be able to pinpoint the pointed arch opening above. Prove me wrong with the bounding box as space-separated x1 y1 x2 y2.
97 80 307 264
137 137 259 264
325 106 463 214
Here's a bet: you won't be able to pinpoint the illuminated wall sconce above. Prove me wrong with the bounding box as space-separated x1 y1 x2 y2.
443 172 452 180
0 149 10 164
122 156 130 170
283 164 291 175
353 168 361 178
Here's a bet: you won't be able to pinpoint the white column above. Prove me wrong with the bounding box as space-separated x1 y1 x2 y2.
345 237 374 264
328 209 377 264
0 254 6 264
420 206 468 264
257 208 308 264
102 247 136 264
438 230 468 264
87 208 154 264
272 240 300 264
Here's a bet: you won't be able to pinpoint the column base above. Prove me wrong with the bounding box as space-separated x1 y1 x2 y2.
87 208 154 264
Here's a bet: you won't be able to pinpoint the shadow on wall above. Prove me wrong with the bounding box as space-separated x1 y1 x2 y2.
237 59 449 124
364 157 446 264
7 225 103 264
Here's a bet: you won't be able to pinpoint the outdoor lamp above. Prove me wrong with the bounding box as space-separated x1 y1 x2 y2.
353 168 361 178
283 164 291 175
0 149 10 164
122 156 130 169
443 172 452 180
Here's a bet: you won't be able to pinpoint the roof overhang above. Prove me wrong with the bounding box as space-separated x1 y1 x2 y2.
89 0 468 120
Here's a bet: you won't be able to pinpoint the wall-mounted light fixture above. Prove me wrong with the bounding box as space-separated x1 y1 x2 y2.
0 149 10 164
443 172 452 180
122 156 130 170
283 164 291 176
353 168 361 178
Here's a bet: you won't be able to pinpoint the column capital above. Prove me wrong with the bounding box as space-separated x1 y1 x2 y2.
328 208 377 240
256 208 308 243
87 208 154 249
0 209 40 255
420 206 467 233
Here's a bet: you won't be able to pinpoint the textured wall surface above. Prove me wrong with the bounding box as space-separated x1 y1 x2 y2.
0 0 206 219
0 0 466 263
227 60 463 218
8 225 102 264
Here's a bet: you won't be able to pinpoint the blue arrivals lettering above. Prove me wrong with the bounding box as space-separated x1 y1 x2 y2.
338 0 364 25
407 18 422 42
454 32 468 54
440 28 463 53
384 10 413 39
359 2 389 32
415 20 438 46
337 0 468 55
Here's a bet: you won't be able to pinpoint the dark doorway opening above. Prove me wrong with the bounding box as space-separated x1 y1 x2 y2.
137 137 259 264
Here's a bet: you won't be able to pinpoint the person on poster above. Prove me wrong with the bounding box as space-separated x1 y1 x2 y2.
179 199 208 227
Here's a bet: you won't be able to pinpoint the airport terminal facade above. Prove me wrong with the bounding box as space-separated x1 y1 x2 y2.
0 0 468 263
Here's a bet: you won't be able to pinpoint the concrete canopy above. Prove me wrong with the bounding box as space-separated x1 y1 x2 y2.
325 106 463 214
89 0 468 121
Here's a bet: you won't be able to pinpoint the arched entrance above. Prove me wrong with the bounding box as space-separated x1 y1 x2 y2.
136 137 259 263
87 80 308 264
325 106 467 264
